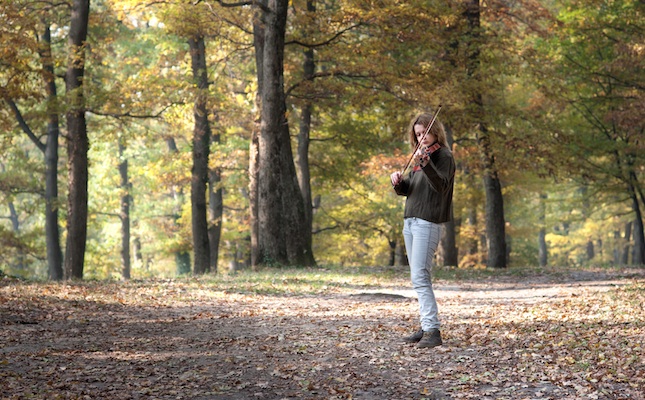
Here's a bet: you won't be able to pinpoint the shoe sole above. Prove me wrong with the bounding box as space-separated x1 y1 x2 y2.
417 341 442 348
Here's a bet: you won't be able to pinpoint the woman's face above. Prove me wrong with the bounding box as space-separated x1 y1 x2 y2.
414 123 436 146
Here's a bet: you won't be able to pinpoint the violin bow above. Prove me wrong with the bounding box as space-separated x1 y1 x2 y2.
400 105 442 175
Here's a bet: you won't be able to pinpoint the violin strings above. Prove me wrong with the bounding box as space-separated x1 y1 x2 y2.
400 105 442 175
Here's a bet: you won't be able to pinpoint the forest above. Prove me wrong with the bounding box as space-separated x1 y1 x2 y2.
1 0 643 280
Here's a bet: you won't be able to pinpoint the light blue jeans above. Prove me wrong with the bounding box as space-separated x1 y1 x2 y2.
403 217 442 331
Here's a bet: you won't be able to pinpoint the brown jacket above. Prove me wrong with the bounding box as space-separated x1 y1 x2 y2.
393 146 455 223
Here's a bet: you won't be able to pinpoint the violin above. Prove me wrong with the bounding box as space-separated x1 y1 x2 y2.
400 105 442 175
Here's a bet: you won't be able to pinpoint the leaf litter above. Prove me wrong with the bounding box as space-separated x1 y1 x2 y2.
1 267 643 399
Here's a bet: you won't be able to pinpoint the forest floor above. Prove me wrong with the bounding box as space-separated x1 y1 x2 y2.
1 265 644 400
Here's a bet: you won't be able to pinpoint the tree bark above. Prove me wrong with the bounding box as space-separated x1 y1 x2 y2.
395 241 408 267
188 35 211 275
481 152 507 268
464 0 507 268
4 23 64 278
387 239 396 267
249 128 260 269
257 0 290 264
441 125 458 266
254 0 315 266
622 221 632 264
38 25 64 281
7 202 25 270
441 205 458 267
165 137 191 275
63 0 91 280
208 167 223 273
132 237 144 269
538 193 548 267
465 189 478 257
586 239 595 261
626 169 645 265
295 11 315 264
629 188 645 265
250 1 265 269
118 140 131 279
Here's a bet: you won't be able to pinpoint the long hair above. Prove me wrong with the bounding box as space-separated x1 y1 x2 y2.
407 112 448 150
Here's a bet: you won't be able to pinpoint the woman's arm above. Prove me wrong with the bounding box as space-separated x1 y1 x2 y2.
421 149 455 192
390 171 409 196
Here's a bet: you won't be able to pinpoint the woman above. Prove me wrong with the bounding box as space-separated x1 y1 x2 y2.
390 111 455 348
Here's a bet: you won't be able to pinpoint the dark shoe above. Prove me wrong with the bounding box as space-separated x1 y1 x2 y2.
417 329 442 348
403 328 424 343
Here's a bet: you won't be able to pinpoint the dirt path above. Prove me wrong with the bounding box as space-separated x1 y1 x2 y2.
1 269 644 399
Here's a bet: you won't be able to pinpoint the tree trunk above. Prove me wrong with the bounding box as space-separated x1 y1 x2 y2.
388 239 396 266
629 188 645 265
622 221 632 264
254 0 315 266
249 128 260 269
538 193 547 267
395 241 408 267
63 0 91 280
466 197 478 256
626 169 645 265
208 167 223 273
188 35 211 275
7 202 25 271
166 137 191 275
132 237 144 269
538 228 547 267
296 25 315 264
586 239 595 261
613 229 621 264
464 0 507 268
250 1 265 269
39 25 64 281
257 0 290 264
441 205 458 267
118 140 131 279
441 125 458 266
482 165 507 268
208 81 222 273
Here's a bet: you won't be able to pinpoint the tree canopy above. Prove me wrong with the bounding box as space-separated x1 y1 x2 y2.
1 0 643 279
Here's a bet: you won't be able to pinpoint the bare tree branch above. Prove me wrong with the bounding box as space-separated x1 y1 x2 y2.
2 96 46 153
285 22 364 48
87 104 176 119
285 70 374 97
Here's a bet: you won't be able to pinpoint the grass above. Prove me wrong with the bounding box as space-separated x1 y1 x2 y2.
188 265 409 296
170 262 641 297
2 263 641 300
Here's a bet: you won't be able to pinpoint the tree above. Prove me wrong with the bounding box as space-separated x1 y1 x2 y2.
294 0 317 266
118 138 131 279
1 3 64 280
441 127 458 267
82 1 197 278
166 137 192 275
63 0 91 279
39 23 65 280
530 0 645 265
463 0 507 268
188 34 212 274
252 0 315 266
134 0 239 274
538 193 547 267
5 0 642 277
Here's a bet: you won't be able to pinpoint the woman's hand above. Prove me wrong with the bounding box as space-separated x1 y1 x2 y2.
390 171 402 186
413 147 430 166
